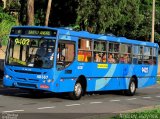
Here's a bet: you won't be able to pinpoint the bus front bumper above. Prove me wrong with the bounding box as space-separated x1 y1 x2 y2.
3 75 55 91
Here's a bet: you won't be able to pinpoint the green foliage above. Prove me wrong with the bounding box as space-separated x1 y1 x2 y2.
113 108 160 119
0 7 17 45
3 0 160 41
76 0 160 41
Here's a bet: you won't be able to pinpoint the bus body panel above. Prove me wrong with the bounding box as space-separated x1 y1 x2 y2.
3 26 159 95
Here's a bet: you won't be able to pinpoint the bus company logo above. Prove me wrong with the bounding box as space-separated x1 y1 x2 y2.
141 67 149 73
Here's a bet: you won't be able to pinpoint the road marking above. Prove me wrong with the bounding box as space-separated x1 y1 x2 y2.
155 96 160 98
2 110 24 113
142 97 152 99
126 98 137 101
90 102 102 104
37 106 55 110
110 100 120 102
65 104 81 107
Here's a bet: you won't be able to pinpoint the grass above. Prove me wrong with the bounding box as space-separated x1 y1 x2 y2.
113 107 160 119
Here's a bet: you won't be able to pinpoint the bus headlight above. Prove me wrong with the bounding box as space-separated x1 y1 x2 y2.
4 75 12 80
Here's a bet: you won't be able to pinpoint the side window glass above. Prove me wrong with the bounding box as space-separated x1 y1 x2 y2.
108 42 119 63
132 45 143 64
143 47 152 64
57 41 75 70
120 44 131 64
94 40 106 62
152 47 157 65
78 38 92 62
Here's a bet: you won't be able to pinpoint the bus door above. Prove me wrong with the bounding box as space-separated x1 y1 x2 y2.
55 39 76 91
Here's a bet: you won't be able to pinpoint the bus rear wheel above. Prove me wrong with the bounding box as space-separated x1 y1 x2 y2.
69 81 83 100
124 78 136 96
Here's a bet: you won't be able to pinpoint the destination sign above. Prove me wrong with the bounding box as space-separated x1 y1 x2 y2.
11 28 57 37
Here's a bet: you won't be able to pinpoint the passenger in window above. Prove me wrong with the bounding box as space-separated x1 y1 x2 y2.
36 43 46 57
102 54 106 62
148 56 155 64
119 55 124 63
120 54 129 63
95 53 101 62
108 54 115 63
124 54 129 63
114 54 119 63
46 48 54 60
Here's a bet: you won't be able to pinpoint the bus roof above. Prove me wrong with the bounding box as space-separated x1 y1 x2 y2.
11 26 159 48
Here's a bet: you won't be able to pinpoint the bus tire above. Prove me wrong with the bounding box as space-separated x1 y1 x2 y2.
69 81 83 100
124 78 136 96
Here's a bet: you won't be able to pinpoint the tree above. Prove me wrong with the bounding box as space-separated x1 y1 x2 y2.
76 0 160 41
45 0 52 26
27 0 34 25
0 6 16 45
76 0 143 36
112 0 143 38
2 0 7 9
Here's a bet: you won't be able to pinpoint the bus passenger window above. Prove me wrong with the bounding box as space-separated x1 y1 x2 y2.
78 38 92 62
93 40 106 63
108 42 119 63
152 48 157 65
120 44 131 64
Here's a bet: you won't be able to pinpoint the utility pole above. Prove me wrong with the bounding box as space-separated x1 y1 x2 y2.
151 0 155 42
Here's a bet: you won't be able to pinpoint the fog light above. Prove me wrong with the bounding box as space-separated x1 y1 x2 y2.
47 79 51 83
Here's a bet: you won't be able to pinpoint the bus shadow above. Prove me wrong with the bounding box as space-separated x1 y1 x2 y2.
0 86 69 100
0 86 142 100
86 91 124 97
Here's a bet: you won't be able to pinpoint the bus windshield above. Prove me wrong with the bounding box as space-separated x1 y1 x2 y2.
6 37 55 68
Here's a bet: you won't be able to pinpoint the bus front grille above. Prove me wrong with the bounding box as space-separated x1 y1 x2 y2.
16 78 39 82
14 70 42 74
17 83 37 88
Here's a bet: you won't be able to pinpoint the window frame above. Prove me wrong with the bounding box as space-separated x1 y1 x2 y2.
108 41 120 64
93 40 107 63
56 40 76 70
78 38 93 62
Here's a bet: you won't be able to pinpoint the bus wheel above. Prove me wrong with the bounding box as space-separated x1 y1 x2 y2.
69 81 83 100
124 78 136 96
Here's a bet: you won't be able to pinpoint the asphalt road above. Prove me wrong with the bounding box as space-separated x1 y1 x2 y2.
0 80 160 119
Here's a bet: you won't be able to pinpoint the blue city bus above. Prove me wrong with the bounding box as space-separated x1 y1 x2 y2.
3 26 159 100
